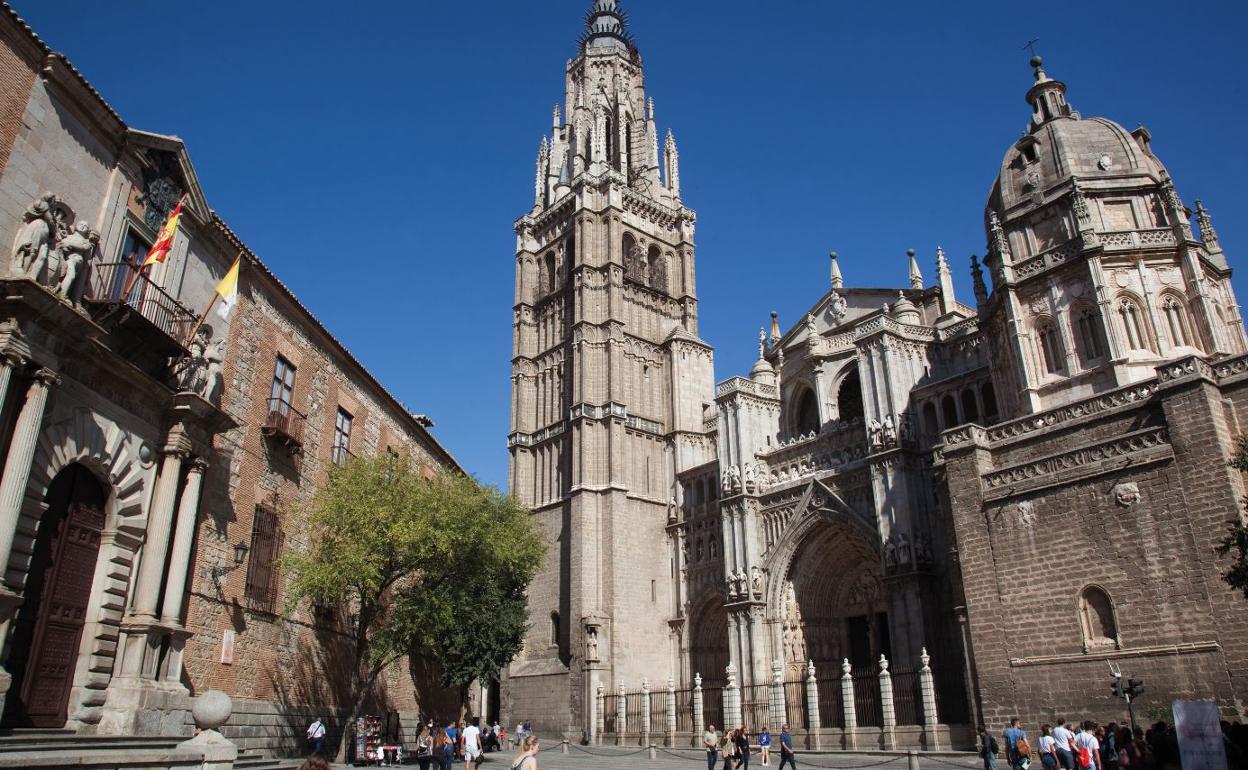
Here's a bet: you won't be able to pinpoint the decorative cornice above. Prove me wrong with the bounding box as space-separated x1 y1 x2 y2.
982 426 1170 498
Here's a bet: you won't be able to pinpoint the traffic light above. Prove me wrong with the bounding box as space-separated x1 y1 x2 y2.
1126 679 1144 698
1111 677 1125 699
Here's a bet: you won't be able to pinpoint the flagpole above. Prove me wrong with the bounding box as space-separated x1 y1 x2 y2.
183 250 242 346
123 193 188 298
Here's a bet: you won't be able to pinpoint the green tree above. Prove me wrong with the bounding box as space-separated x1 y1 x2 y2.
1218 437 1248 598
283 454 542 762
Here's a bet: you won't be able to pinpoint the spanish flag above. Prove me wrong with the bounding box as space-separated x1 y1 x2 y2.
214 256 241 320
144 200 184 265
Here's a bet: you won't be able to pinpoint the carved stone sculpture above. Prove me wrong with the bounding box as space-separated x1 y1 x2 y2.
743 462 758 493
176 326 225 404
882 414 897 444
585 626 599 660
1112 482 1141 508
54 222 97 303
750 565 763 598
869 419 883 448
12 196 53 274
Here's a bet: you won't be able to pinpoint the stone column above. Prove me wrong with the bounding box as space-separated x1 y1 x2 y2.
616 682 627 745
0 353 23 427
130 449 188 621
160 458 207 625
879 655 896 750
641 677 651 746
723 663 741 729
841 659 857 749
805 660 822 748
692 673 705 739
665 677 677 747
919 648 940 750
594 679 605 745
768 660 786 733
0 368 57 587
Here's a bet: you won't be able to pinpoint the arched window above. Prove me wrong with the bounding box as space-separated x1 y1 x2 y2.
1036 318 1064 374
981 382 999 422
1078 586 1119 651
543 252 557 295
941 395 958 428
550 611 560 646
647 245 666 293
622 233 641 282
960 389 979 422
1073 306 1104 366
794 387 819 436
921 402 939 436
1117 298 1151 352
837 369 864 422
1161 294 1194 349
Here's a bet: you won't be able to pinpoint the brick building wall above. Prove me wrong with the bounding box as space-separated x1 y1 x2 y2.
940 357 1248 729
0 11 36 178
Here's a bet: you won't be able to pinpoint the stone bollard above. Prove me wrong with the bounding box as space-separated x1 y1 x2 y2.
919 647 940 750
805 660 822 749
723 663 741 729
879 655 896 751
768 660 786 732
595 680 605 746
649 743 658 759
178 690 237 770
617 682 627 746
841 658 858 750
692 673 705 744
561 740 569 754
908 750 921 770
588 674 599 746
641 678 652 747
666 677 677 747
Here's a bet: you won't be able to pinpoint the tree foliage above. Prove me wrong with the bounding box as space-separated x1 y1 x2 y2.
282 453 542 758
1219 436 1248 598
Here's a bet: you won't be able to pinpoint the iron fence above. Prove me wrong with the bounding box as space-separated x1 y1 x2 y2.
624 692 645 733
649 689 668 733
674 688 694 732
890 667 924 726
702 686 723 731
852 671 883 727
816 677 845 728
933 666 970 725
783 680 808 729
739 683 769 730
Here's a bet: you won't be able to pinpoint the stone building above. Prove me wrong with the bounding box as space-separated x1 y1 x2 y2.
0 3 460 751
505 1 1248 744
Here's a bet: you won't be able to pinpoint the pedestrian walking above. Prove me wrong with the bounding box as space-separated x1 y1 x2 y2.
759 726 772 766
1004 718 1031 770
305 716 326 756
704 723 721 770
462 717 483 769
735 726 751 770
416 722 434 770
1075 721 1101 770
510 735 540 770
1039 724 1059 770
721 730 736 770
1053 719 1077 770
437 727 455 770
1102 723 1120 770
980 725 1001 770
778 725 797 770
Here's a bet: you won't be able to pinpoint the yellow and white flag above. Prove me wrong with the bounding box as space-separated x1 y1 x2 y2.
214 256 241 320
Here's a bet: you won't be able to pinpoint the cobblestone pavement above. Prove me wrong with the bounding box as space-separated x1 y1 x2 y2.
323 747 981 770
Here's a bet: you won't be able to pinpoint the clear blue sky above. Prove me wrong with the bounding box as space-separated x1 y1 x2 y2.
13 0 1248 488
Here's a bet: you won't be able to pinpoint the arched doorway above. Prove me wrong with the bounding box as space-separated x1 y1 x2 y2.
837 369 864 422
794 387 819 436
688 596 729 729
3 463 107 727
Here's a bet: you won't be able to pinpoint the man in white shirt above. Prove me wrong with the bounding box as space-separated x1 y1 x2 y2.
1052 719 1077 770
305 716 326 756
461 718 483 769
1074 722 1101 770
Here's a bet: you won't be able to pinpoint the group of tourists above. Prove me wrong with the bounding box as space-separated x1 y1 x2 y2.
980 716 1248 770
703 724 797 770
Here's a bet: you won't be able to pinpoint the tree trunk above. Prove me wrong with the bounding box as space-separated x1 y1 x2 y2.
335 665 383 764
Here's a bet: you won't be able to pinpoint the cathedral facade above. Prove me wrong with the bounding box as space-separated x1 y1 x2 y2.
505 1 1248 744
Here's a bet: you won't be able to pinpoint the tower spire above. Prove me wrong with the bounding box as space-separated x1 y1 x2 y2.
581 0 636 57
907 248 923 289
829 251 843 289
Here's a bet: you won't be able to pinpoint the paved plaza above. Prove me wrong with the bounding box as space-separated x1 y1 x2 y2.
319 748 981 770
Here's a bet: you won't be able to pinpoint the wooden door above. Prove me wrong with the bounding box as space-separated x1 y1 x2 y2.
18 466 105 727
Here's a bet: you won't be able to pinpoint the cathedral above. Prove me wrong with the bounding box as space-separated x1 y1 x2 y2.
505 0 1248 747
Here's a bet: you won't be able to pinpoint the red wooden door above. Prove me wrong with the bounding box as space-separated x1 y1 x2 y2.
19 484 105 727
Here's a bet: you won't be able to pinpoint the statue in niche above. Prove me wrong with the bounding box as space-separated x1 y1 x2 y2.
882 414 897 444
734 569 748 598
750 565 763 598
869 418 883 448
52 222 97 303
743 462 758 493
667 498 678 523
585 626 599 660
175 325 225 403
914 535 934 567
724 464 741 493
846 572 880 608
725 573 737 598
12 194 56 273
884 537 898 571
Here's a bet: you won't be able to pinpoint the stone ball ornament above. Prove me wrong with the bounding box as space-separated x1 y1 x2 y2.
192 689 233 730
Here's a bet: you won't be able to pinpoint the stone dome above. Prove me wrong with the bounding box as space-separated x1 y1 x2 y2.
987 59 1165 214
890 292 921 324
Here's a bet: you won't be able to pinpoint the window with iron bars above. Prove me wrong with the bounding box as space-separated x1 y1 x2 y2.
244 503 282 613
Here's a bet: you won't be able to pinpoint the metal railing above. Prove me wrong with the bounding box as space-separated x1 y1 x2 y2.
88 261 197 345
783 680 808 729
852 671 883 727
263 396 307 447
816 676 845 729
890 667 925 726
739 683 769 729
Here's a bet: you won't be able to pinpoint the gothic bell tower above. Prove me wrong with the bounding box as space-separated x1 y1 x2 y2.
506 0 715 738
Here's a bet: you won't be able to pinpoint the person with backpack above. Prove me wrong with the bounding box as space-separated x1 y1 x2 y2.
980 725 1001 770
1004 718 1032 770
1102 723 1120 770
1075 722 1102 770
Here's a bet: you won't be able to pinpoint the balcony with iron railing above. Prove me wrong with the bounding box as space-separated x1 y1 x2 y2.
262 396 306 453
84 262 198 369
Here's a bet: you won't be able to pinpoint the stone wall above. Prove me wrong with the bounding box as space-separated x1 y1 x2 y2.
941 359 1248 729
0 13 36 179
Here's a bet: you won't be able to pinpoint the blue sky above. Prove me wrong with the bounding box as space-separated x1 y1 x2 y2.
13 0 1248 488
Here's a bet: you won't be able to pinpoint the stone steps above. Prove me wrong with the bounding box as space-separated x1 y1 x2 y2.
0 730 183 753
